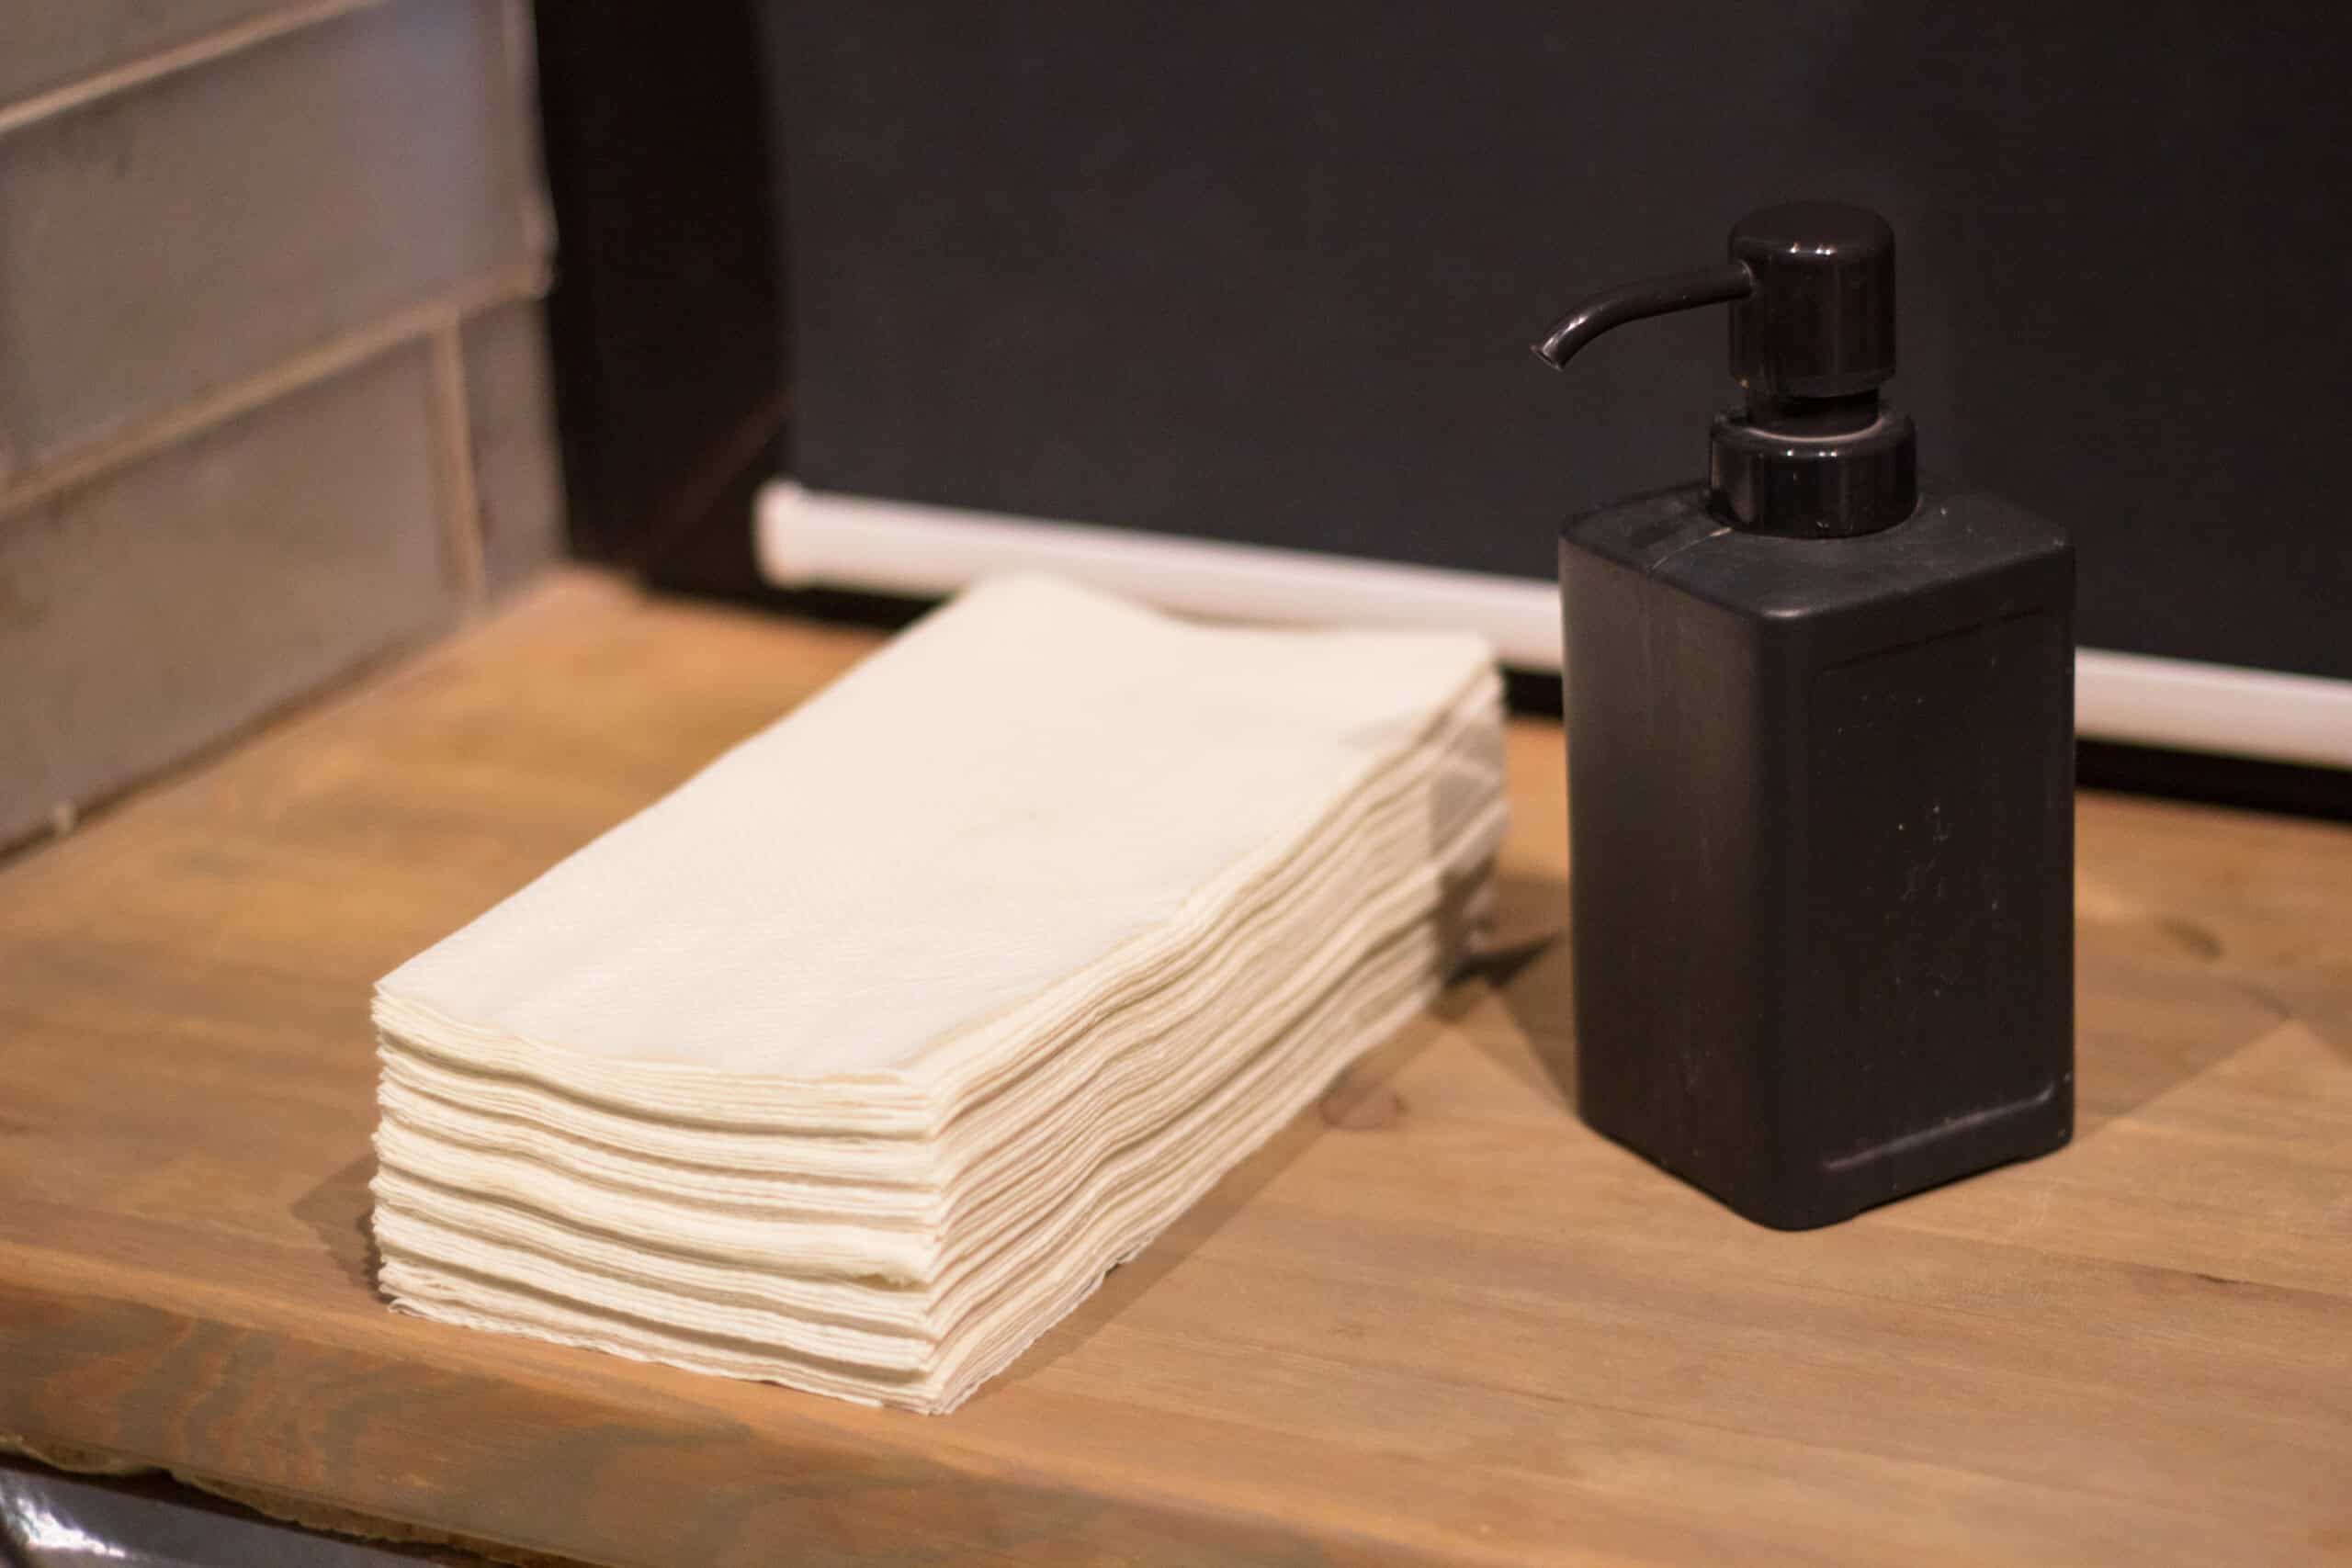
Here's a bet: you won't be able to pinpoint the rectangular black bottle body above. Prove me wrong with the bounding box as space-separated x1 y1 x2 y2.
1561 484 2074 1229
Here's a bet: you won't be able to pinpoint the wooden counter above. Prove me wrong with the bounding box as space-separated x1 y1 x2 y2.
3 570 2348 1565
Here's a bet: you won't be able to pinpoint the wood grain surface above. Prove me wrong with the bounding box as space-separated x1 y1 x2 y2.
2 570 2348 1566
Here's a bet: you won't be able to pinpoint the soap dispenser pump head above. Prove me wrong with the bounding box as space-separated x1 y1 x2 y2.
1534 201 1917 538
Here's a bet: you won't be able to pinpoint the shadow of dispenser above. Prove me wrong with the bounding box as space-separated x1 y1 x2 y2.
1533 203 2075 1228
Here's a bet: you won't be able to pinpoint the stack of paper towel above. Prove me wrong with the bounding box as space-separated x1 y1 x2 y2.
370 574 1505 1412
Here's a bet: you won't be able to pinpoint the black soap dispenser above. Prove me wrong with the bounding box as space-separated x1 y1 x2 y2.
1534 202 2074 1229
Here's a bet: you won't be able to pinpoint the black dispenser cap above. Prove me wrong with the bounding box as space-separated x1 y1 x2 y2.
1534 202 1918 538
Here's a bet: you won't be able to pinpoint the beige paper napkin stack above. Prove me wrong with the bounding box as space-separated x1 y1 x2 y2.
369 575 1505 1412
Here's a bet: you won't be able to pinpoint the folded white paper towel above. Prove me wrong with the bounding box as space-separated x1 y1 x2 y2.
371 574 1506 1411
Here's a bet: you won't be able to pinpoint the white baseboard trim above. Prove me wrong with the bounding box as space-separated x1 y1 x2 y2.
757 479 2352 771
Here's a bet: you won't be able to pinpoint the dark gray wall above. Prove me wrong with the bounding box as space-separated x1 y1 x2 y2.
771 2 2352 680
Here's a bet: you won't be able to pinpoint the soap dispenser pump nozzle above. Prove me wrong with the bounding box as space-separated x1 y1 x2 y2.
1532 263 1754 370
1533 201 1918 538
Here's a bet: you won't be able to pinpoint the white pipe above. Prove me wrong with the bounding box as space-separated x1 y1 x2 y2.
2075 649 2352 769
757 479 2352 771
755 480 1561 667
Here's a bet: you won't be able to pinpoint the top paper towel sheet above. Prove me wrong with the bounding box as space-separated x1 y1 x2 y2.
378 574 1495 1082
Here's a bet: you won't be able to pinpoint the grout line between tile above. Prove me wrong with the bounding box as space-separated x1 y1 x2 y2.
0 0 393 141
428 319 488 605
0 263 548 522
